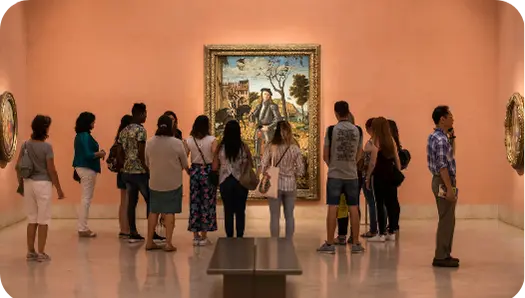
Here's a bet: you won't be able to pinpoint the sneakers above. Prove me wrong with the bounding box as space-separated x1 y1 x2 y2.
153 233 166 242
317 242 336 254
26 252 38 261
351 243 365 254
118 233 130 239
432 258 459 268
386 233 396 241
128 233 145 243
193 237 201 246
37 253 51 262
199 238 212 246
334 236 346 245
368 234 386 242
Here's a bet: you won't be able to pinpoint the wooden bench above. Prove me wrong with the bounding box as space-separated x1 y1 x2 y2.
253 238 302 298
207 238 256 298
207 237 302 298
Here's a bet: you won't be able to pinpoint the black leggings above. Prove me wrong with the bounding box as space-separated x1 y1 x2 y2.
373 177 399 235
220 175 249 238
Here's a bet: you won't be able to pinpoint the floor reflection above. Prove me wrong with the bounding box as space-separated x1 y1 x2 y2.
0 219 522 298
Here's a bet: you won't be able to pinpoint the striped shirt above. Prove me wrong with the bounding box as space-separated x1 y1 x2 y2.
261 144 306 192
427 128 456 181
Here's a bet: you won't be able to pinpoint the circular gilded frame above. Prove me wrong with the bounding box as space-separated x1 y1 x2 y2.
0 91 18 163
504 92 524 173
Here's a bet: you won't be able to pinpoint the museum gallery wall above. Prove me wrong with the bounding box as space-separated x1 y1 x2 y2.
497 1 524 228
0 0 522 225
0 1 29 228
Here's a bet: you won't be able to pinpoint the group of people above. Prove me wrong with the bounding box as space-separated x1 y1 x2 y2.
315 101 459 268
15 99 459 268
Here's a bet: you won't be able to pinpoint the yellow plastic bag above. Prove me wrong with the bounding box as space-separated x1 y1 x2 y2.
337 194 349 219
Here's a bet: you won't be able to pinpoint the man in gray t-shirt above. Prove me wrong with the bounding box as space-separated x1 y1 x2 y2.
317 101 364 255
326 121 362 180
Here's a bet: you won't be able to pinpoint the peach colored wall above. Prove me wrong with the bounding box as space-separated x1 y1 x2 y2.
0 1 29 227
20 0 502 212
496 1 524 224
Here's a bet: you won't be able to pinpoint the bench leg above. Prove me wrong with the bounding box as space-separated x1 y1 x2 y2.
223 275 254 298
254 275 286 298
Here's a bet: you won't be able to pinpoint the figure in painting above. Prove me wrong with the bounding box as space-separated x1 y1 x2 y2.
248 88 283 168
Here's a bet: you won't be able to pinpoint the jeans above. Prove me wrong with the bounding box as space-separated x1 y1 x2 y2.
75 167 97 232
220 175 248 238
122 173 150 234
337 175 362 236
268 190 296 238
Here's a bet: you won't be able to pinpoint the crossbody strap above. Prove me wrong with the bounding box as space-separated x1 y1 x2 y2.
192 137 209 165
274 146 290 167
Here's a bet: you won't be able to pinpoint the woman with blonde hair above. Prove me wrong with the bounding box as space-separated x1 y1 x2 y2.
261 121 305 239
365 117 401 242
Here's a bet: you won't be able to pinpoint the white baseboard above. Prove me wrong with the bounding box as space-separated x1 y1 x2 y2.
0 201 26 229
498 205 524 229
50 203 499 220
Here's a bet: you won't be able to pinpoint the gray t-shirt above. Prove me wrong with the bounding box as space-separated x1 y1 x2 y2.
325 121 362 179
23 140 54 181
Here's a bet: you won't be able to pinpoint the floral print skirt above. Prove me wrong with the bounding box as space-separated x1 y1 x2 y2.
188 164 217 232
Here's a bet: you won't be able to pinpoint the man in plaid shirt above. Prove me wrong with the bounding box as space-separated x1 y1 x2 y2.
427 105 459 268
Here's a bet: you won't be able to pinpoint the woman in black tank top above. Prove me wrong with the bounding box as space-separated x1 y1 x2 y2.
364 117 401 242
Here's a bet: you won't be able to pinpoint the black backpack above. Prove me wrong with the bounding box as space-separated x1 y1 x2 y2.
398 148 411 170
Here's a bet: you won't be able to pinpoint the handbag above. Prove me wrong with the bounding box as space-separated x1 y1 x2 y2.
392 166 405 187
193 137 219 187
256 145 290 199
73 169 81 183
239 145 259 190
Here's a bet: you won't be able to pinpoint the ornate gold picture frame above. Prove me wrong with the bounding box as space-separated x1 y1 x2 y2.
504 92 524 174
204 44 321 200
0 91 18 164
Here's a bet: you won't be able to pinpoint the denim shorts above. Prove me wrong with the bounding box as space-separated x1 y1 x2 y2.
326 178 359 206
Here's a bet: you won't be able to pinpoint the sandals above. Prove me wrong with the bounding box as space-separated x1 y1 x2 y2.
78 230 97 238
360 231 377 238
163 246 177 252
145 244 162 251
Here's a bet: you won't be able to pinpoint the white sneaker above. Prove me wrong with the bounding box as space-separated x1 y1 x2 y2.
199 238 212 246
368 235 386 242
193 237 201 246
386 233 396 241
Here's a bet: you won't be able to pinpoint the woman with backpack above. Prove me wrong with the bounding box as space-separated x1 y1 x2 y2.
388 119 410 234
107 114 132 239
16 115 64 261
73 112 106 238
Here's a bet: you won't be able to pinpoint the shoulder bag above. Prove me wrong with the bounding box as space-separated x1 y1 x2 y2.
239 144 259 190
193 137 219 187
256 145 290 199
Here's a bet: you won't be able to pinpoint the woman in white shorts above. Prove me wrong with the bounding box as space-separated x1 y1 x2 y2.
16 115 65 262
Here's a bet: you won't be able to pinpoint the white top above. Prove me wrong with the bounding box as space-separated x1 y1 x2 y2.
145 136 188 191
186 135 216 164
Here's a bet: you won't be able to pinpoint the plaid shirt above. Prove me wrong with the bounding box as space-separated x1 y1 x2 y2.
427 128 456 181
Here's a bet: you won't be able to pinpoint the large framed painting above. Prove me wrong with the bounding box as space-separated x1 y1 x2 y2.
504 92 524 175
0 91 18 163
204 44 321 200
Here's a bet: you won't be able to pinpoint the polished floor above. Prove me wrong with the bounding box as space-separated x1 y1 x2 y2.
0 219 523 298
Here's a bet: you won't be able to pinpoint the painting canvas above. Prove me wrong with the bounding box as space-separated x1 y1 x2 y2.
204 45 320 200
